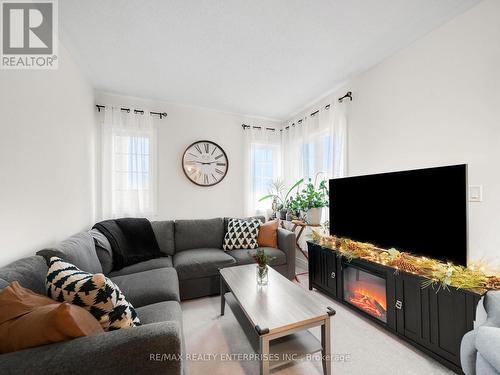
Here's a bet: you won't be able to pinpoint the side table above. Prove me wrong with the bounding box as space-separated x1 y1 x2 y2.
281 220 321 281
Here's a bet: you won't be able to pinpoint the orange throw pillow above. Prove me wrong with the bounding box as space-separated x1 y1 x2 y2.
0 281 103 353
257 219 279 248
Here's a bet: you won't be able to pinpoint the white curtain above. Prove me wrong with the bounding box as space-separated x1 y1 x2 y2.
330 100 348 178
280 99 348 225
101 107 158 219
243 126 281 216
282 99 347 186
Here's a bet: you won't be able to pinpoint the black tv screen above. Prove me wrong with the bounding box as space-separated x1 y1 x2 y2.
329 165 467 266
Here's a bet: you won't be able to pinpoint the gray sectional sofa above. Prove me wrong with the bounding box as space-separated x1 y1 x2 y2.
0 217 295 374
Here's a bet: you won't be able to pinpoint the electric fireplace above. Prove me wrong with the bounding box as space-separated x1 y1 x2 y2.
343 264 387 323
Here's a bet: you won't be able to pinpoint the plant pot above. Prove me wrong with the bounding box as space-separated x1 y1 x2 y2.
256 265 268 286
305 207 322 225
280 209 287 220
285 211 293 221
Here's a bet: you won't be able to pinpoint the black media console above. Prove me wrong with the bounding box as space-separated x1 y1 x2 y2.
307 241 482 374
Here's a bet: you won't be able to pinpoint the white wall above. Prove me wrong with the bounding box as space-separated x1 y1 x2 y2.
95 92 281 220
0 44 96 266
318 0 499 267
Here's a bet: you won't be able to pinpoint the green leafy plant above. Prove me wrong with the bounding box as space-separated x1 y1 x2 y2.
288 174 329 213
251 249 276 268
258 178 304 210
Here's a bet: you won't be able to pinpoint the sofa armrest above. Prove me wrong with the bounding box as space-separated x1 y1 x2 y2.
461 330 478 375
277 227 296 280
0 322 183 375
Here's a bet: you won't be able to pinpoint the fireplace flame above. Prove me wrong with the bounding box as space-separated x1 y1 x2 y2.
349 288 387 318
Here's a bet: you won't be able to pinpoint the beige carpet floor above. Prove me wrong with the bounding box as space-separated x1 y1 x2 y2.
181 273 454 375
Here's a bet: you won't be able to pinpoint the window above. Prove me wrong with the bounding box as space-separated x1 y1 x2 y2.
302 131 332 181
112 134 153 214
101 109 157 219
249 143 281 214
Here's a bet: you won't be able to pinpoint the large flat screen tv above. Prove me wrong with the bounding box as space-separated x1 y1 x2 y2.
329 164 467 266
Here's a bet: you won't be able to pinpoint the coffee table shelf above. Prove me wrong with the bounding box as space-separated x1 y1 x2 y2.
219 264 334 375
225 292 323 370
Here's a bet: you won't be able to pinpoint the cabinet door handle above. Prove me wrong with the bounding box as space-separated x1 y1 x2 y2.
330 272 336 279
395 300 403 310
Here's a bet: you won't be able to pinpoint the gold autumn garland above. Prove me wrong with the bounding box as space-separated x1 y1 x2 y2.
311 230 500 294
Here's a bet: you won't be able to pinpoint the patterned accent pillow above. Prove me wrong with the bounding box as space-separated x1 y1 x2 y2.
46 257 140 331
223 218 260 250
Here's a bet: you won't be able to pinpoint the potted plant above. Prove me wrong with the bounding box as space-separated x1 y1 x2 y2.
252 249 275 285
290 174 329 225
259 179 304 220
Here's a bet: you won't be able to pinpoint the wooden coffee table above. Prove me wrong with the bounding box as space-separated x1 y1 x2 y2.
219 264 335 375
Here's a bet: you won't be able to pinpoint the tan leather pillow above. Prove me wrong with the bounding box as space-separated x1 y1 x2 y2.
257 219 279 248
0 281 103 353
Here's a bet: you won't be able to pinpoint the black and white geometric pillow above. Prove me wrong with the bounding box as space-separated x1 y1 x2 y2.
223 218 260 251
46 257 140 331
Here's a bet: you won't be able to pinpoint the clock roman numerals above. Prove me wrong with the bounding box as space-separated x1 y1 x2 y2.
183 141 228 186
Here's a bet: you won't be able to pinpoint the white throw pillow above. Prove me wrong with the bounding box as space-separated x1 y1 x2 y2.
46 257 140 331
223 218 260 250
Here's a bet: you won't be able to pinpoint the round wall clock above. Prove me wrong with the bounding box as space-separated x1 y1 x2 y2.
182 140 229 186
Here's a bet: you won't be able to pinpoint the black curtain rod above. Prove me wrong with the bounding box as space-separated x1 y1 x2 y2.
241 103 331 132
241 124 279 131
338 91 352 103
241 91 353 132
285 91 352 129
95 104 168 119
309 103 331 117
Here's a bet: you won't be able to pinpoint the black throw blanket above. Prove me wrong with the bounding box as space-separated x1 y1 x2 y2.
93 218 162 271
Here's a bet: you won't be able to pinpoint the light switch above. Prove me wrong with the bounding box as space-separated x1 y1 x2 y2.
469 185 483 202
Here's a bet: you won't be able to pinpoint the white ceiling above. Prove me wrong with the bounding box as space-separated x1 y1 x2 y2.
60 0 480 120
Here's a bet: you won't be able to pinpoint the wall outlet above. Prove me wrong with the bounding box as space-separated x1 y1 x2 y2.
468 185 483 202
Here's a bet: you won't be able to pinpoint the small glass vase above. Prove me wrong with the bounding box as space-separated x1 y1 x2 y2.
256 265 269 286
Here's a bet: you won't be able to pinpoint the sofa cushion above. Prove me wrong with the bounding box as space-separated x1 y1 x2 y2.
151 221 175 256
46 257 140 331
37 232 102 274
89 229 113 275
136 301 182 325
229 247 287 266
175 218 224 252
223 216 265 233
0 281 103 353
108 257 173 277
222 218 260 251
111 267 180 307
173 248 236 280
477 352 498 375
0 256 48 295
257 219 279 248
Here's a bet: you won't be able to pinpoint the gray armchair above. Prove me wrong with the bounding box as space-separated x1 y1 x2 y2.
461 291 500 375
